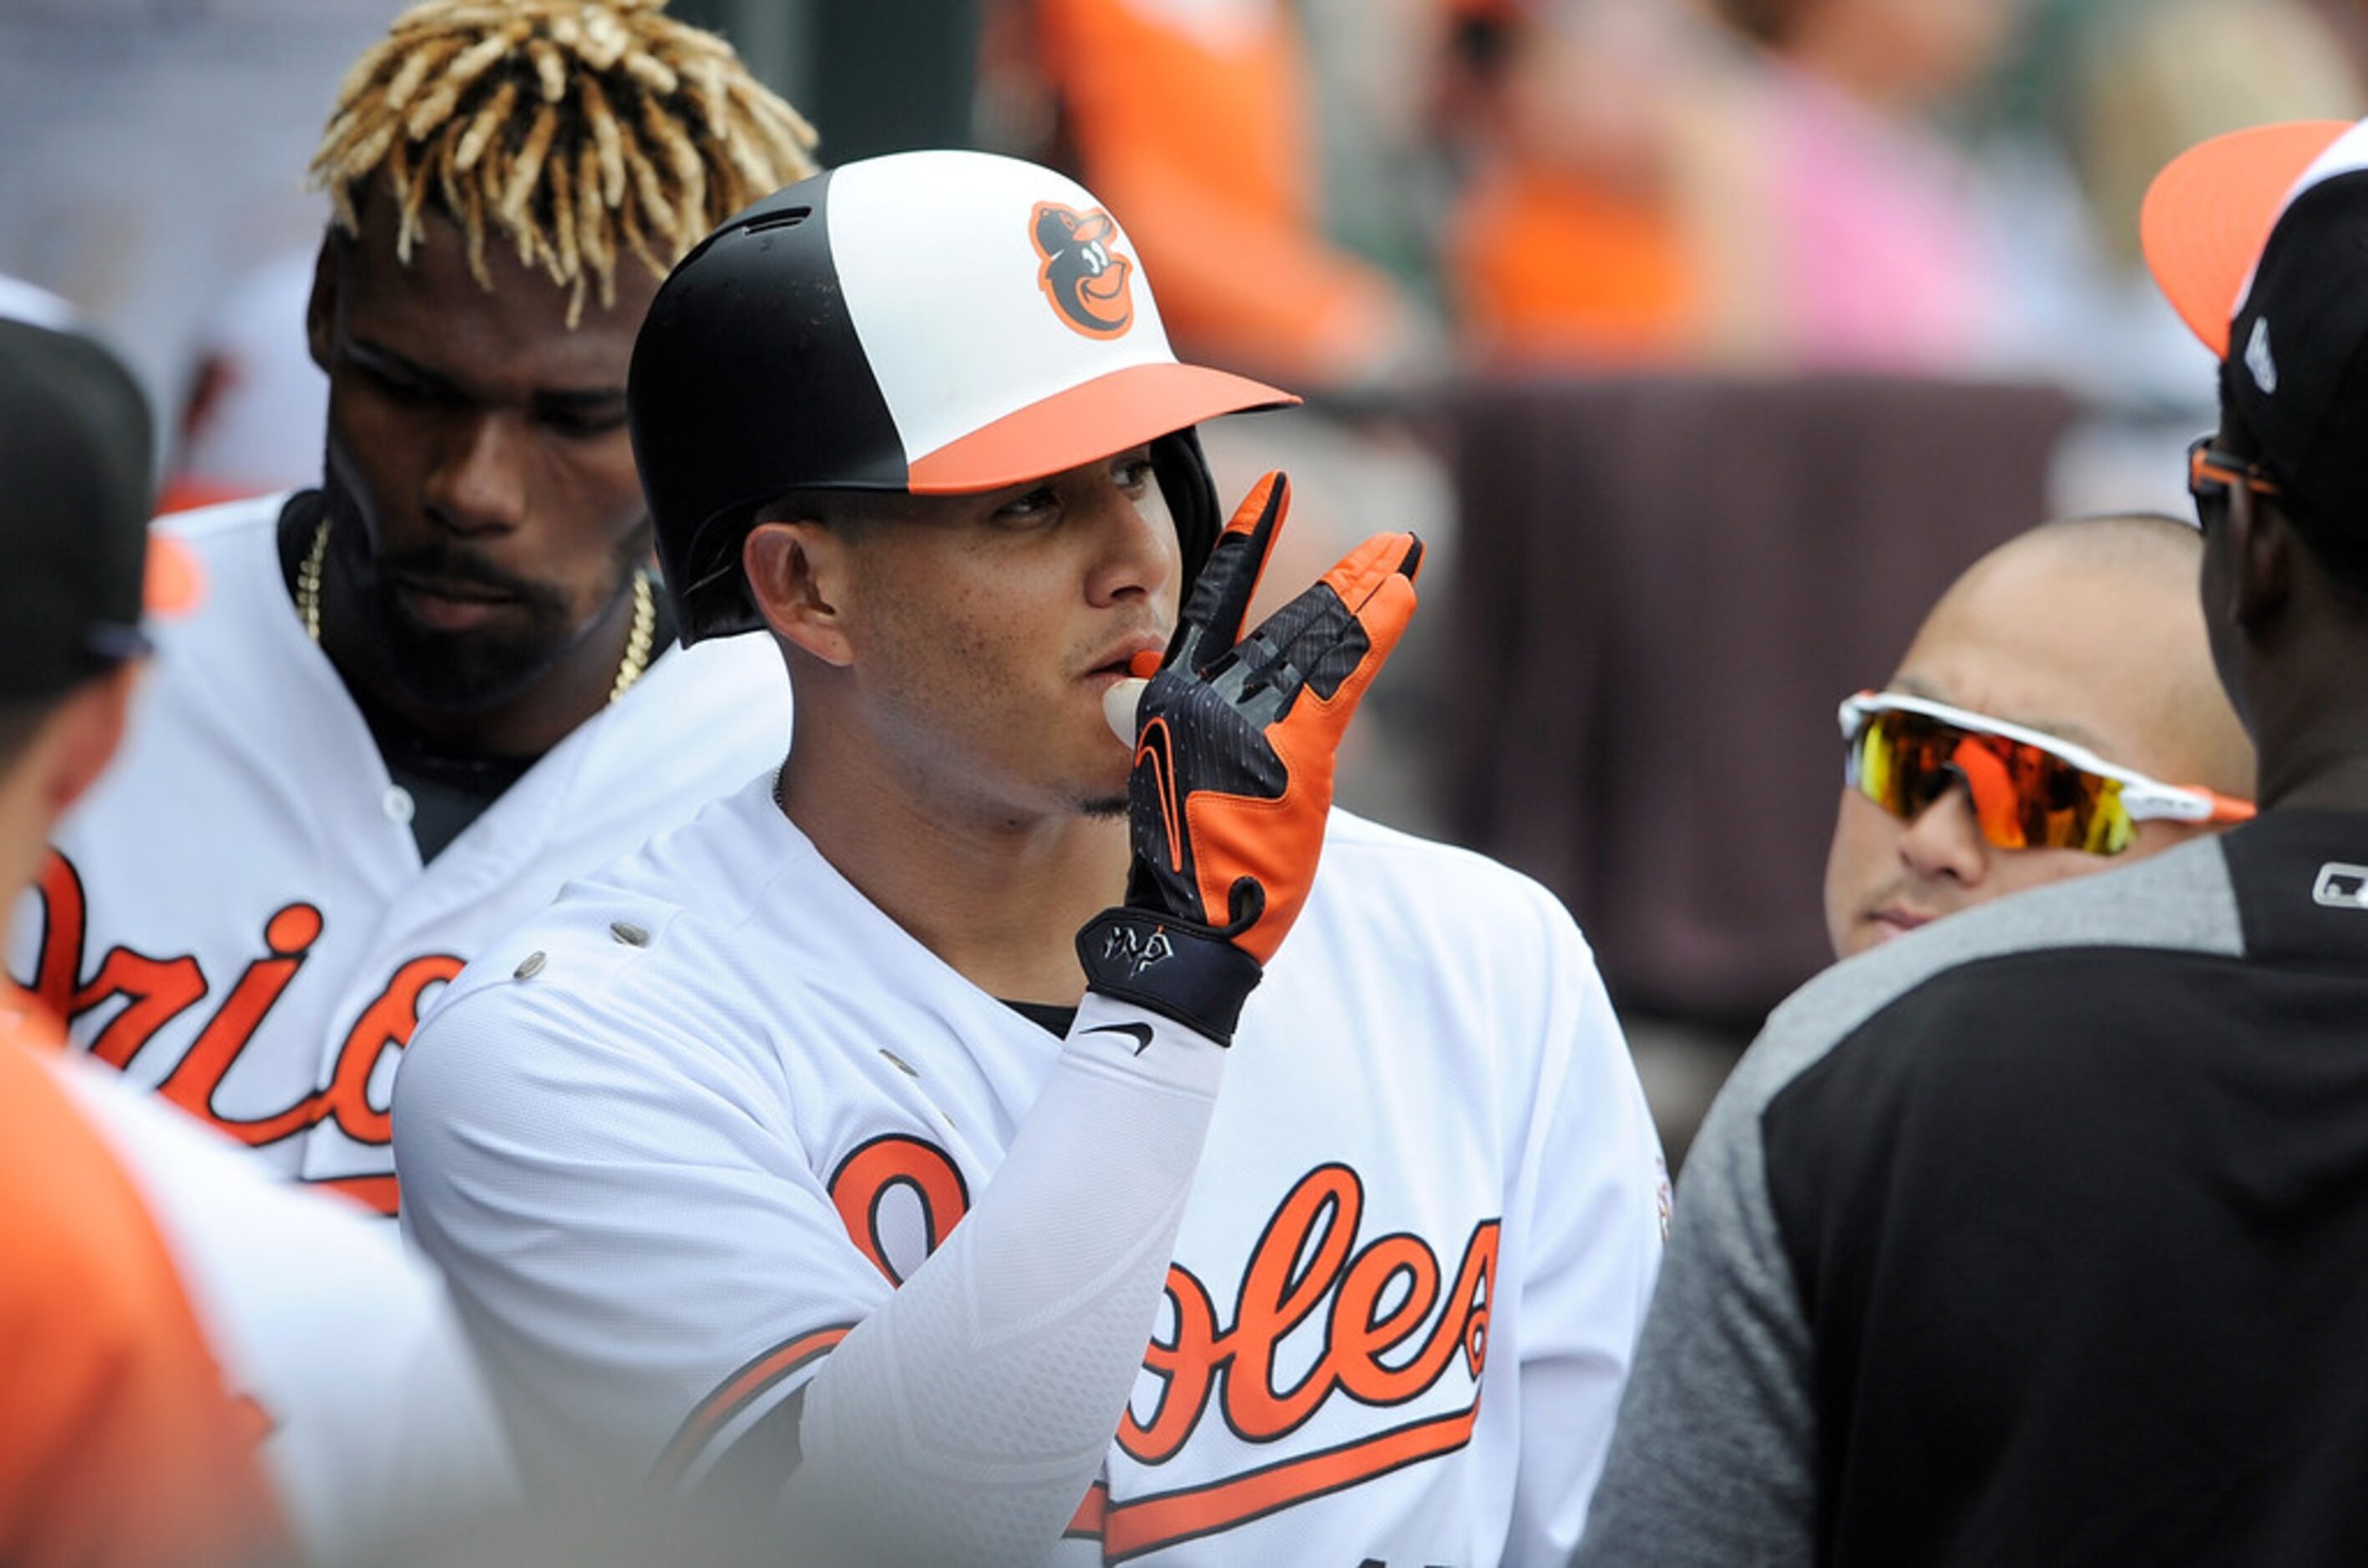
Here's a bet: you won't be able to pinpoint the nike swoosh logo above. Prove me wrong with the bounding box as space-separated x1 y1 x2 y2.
1085 1021 1156 1055
1134 717 1184 872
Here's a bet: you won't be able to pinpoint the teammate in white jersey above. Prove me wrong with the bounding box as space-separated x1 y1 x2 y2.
397 150 1667 1565
0 276 513 1565
8 0 823 1216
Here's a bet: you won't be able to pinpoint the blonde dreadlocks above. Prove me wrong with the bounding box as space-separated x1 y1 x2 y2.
309 0 819 325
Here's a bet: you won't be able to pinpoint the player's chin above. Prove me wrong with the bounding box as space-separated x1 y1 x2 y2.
382 622 559 711
1070 750 1132 819
1836 919 1886 960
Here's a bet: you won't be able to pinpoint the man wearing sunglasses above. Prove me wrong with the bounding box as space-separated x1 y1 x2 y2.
1578 117 2368 1565
1823 513 2254 959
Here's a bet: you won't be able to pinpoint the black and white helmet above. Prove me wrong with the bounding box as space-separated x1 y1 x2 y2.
628 150 1298 643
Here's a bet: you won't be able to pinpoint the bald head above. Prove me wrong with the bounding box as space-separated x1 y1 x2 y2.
1823 513 2256 958
1913 513 2251 796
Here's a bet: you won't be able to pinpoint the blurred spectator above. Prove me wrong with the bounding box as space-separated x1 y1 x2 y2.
1723 0 2022 117
1434 0 1736 367
159 249 326 517
2057 0 2364 408
0 4 390 437
1013 0 1438 389
1710 0 2035 370
2070 0 2362 276
1432 0 2064 373
2011 0 2366 522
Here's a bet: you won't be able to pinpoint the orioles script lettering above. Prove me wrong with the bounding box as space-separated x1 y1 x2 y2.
828 1136 1499 1557
22 850 460 1212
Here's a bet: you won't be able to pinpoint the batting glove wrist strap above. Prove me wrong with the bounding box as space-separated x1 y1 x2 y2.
1076 910 1262 1048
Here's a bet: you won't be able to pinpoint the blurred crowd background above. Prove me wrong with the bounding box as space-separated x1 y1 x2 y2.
7 0 2361 1157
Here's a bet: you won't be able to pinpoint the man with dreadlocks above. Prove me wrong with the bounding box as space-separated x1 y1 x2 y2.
9 0 820 1220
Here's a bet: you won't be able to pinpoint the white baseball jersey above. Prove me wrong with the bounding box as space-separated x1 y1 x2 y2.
397 775 1667 1565
52 1048 516 1563
6 493 791 1215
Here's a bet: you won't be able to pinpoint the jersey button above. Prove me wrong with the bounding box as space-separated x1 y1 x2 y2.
382 785 416 826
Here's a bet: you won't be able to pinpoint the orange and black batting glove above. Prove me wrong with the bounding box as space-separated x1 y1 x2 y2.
1076 473 1423 1045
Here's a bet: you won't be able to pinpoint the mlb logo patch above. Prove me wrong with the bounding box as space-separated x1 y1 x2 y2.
2310 862 2368 908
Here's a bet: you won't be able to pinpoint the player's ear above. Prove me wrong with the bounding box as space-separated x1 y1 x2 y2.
305 235 340 375
745 519 857 668
2230 486 2295 635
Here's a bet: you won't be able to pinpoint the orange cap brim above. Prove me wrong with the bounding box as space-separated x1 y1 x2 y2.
2143 120 2352 359
145 534 204 618
905 362 1298 494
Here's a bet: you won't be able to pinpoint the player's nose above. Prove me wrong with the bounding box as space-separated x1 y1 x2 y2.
1898 782 1991 886
1083 474 1177 608
423 410 531 538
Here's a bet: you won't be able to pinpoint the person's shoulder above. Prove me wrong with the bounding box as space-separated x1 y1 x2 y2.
395 796 817 1176
57 1054 521 1555
1285 812 1606 1054
1312 808 1591 954
397 881 723 1148
0 1035 150 1244
627 626 787 716
154 491 297 629
1320 808 1571 913
661 624 785 681
56 1053 433 1299
416 778 810 1058
1735 835 2244 1120
582 630 788 784
154 489 292 547
142 493 303 665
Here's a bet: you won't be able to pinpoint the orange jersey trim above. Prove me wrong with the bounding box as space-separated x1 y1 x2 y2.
651 1325 855 1490
1069 1398 1485 1562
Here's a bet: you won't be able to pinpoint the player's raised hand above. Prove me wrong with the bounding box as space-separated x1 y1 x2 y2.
1124 473 1423 961
1078 472 1422 1044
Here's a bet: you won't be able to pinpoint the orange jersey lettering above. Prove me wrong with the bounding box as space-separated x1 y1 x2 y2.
822 1140 1498 1558
24 848 461 1213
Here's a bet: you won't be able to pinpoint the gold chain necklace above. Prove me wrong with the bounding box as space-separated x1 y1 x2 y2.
609 569 655 704
297 518 654 703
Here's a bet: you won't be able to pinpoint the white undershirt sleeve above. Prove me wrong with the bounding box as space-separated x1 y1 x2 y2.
780 989 1226 1565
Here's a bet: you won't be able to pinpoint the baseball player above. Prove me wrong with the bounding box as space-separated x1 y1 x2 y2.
0 277 286 1568
1 278 513 1566
3 1027 286 1568
396 150 1667 1565
7 0 822 1217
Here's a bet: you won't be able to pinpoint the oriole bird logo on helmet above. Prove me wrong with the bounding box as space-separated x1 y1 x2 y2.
1032 201 1136 339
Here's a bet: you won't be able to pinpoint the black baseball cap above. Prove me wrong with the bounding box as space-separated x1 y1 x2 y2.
2144 119 2368 529
0 278 200 704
